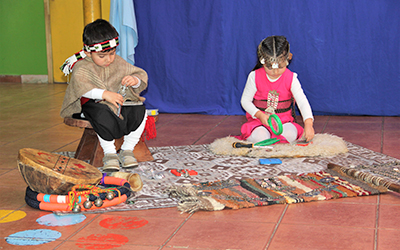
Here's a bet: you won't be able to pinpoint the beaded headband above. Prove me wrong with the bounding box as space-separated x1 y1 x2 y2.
83 37 119 52
60 37 119 76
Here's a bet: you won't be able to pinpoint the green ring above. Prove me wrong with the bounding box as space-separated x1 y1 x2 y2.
268 114 283 135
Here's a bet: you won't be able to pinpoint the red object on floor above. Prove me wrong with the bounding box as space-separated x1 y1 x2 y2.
171 169 198 176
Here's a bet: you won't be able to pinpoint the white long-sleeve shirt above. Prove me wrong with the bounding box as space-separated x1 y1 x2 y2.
241 71 313 121
82 76 141 99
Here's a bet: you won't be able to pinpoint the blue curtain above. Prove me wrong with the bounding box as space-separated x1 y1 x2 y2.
133 0 400 116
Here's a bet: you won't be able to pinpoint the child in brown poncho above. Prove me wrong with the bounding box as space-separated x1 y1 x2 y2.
60 19 148 172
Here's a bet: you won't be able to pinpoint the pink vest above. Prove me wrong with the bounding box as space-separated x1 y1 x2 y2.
252 68 294 124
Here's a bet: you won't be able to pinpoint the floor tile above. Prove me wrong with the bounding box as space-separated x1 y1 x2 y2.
281 201 377 228
269 224 375 250
377 228 400 250
0 155 18 170
380 192 400 205
325 121 382 132
326 194 378 204
0 239 67 250
0 169 26 187
67 214 186 246
55 240 161 250
382 131 400 159
0 186 28 208
378 204 400 229
190 205 286 224
328 115 383 123
384 122 400 131
54 140 80 153
166 218 275 250
327 131 382 152
107 207 189 219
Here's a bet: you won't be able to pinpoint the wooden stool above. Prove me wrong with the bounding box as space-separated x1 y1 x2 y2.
63 116 157 168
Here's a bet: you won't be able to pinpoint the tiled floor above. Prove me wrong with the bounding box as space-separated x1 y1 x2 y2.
0 82 400 249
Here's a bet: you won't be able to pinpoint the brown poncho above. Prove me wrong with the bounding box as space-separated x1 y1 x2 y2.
60 55 148 118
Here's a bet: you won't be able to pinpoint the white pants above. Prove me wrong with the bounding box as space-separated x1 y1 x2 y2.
97 112 148 154
247 123 298 144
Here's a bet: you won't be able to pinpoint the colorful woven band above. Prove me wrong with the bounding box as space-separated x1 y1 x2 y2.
84 37 119 52
24 176 132 212
60 37 119 76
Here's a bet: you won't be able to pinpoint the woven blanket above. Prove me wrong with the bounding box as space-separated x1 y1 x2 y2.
54 138 399 213
168 168 387 213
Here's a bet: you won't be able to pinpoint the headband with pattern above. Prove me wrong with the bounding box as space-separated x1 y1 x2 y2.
60 37 119 76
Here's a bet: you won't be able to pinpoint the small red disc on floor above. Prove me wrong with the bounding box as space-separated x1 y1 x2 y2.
76 233 128 249
99 216 148 229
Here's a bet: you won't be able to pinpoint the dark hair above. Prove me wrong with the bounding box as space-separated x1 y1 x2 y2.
252 36 290 71
82 19 119 46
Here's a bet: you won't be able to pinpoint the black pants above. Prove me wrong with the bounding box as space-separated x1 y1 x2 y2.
82 100 146 141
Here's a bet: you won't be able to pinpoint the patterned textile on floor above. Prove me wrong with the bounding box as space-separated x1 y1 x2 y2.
168 168 387 213
54 139 399 213
209 133 348 158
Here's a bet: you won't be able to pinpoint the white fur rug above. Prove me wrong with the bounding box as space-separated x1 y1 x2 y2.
209 133 348 158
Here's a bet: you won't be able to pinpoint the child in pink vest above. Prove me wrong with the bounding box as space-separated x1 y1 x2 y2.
238 36 314 144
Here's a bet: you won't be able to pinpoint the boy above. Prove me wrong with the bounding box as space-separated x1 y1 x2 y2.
60 19 148 172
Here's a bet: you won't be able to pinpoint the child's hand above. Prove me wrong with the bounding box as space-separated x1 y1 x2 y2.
121 75 139 87
303 118 315 142
102 90 123 108
255 111 270 126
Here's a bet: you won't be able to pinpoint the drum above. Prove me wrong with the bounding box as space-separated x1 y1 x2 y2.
17 148 103 195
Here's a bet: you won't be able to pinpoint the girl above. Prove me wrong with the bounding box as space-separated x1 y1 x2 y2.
238 36 314 144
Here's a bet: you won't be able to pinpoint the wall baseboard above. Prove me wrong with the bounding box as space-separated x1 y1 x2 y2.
0 75 49 83
0 75 21 83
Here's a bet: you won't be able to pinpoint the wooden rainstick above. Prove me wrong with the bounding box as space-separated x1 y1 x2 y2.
327 163 400 193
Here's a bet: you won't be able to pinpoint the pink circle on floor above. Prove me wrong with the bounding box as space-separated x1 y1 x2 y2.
99 216 148 229
76 234 129 249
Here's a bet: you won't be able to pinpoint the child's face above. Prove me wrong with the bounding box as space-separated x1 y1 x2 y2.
263 64 287 80
85 48 116 67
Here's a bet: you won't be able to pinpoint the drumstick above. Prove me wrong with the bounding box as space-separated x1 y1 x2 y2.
327 163 400 193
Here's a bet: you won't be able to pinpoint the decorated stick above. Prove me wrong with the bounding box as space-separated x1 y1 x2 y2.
232 138 279 149
232 142 273 149
327 163 400 193
255 138 280 146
